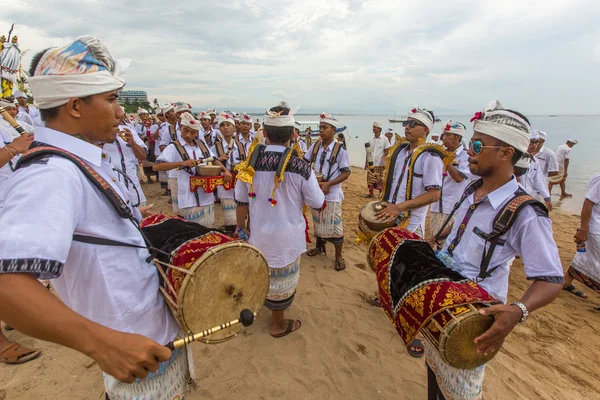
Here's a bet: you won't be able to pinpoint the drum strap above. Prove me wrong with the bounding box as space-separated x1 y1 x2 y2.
309 140 342 181
248 143 266 169
381 143 411 201
169 124 177 141
16 142 163 262
435 179 548 281
235 138 247 161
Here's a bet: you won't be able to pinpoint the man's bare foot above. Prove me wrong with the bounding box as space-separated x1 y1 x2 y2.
560 193 573 198
270 319 301 338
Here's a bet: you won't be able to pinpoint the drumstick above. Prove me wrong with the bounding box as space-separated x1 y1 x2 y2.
177 156 216 170
165 309 255 350
0 106 26 135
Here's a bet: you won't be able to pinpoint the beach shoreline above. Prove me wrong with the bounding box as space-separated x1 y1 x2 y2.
1 166 599 400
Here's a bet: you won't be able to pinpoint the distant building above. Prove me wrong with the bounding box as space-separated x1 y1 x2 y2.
119 90 148 104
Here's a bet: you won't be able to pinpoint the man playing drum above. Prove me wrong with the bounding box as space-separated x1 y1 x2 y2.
0 36 194 399
235 102 324 338
428 101 564 400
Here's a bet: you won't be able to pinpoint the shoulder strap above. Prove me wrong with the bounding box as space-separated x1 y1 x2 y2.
434 179 483 240
204 130 214 146
169 124 177 141
249 143 267 169
16 143 132 219
235 138 246 161
309 140 322 164
329 142 342 166
173 141 190 161
477 188 548 281
214 139 225 158
194 139 210 158
381 142 410 201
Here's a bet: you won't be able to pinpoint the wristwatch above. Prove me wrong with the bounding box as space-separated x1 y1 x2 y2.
511 302 529 324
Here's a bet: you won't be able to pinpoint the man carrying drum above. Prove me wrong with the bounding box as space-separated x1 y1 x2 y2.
0 36 194 399
427 101 564 400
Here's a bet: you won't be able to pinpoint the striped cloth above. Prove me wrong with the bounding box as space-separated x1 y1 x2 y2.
181 204 214 228
265 256 301 311
168 177 179 215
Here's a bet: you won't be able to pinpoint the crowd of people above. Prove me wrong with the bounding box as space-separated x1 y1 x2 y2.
0 35 598 400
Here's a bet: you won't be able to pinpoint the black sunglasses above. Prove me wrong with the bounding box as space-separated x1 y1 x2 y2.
402 120 426 128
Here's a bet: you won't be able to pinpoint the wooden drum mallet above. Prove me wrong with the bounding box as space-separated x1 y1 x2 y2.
166 309 255 350
0 106 27 135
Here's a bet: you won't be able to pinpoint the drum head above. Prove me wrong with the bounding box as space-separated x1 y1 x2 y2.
360 201 396 232
178 242 269 343
441 312 499 370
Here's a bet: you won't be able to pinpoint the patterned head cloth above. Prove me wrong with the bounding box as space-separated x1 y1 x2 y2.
137 107 149 115
320 113 342 129
407 106 435 131
27 35 131 109
240 112 253 124
174 102 192 113
180 112 200 130
530 129 540 141
470 100 530 153
373 122 382 130
515 153 532 169
0 98 16 108
198 111 211 120
442 120 466 137
217 112 236 126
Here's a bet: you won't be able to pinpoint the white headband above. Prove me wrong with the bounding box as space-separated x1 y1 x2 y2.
180 113 200 130
471 100 530 153
218 113 236 126
407 107 434 131
442 120 466 136
0 99 16 108
320 113 341 129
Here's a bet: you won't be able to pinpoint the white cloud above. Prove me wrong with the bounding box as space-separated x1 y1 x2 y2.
1 0 600 114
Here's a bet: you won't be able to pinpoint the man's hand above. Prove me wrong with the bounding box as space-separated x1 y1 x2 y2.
123 130 135 146
545 201 553 211
574 228 588 244
180 159 197 168
91 331 172 383
10 133 34 154
474 304 522 355
425 236 440 250
375 203 402 223
222 170 233 183
138 204 154 218
319 181 332 194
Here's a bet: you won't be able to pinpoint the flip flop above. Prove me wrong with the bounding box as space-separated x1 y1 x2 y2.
408 339 424 358
3 325 14 331
271 320 302 338
0 342 42 365
563 284 588 299
335 259 346 271
369 297 382 308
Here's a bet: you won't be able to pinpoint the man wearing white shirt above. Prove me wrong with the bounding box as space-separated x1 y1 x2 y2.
213 114 240 235
0 36 191 398
0 99 34 135
531 130 559 178
292 122 307 153
235 102 324 338
14 90 42 126
305 114 351 271
430 120 470 241
157 105 179 199
365 122 390 198
103 125 148 206
430 101 563 400
549 139 577 198
198 111 219 148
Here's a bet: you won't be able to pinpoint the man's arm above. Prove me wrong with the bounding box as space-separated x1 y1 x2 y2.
575 199 595 244
563 158 570 178
0 274 171 383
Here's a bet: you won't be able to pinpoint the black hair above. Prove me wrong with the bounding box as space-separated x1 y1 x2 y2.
514 166 528 177
425 109 435 122
264 104 293 144
494 137 524 165
337 133 347 150
28 48 59 121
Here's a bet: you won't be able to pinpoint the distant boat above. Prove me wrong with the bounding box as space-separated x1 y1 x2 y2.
435 118 441 122
389 117 407 123
549 115 558 117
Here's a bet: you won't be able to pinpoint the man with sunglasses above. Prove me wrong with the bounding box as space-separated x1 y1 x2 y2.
376 106 443 238
427 101 563 400
429 120 471 242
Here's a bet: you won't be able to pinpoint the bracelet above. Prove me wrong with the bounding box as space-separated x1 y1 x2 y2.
4 146 15 158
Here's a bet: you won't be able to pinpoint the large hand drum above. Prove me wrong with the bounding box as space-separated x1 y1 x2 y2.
141 214 270 343
368 227 502 369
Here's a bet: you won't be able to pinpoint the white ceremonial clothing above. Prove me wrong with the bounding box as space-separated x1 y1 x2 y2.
156 139 216 208
0 129 21 191
304 141 351 202
431 145 471 214
571 173 600 283
518 158 550 200
235 145 324 269
385 147 444 234
442 177 564 303
369 136 390 167
0 127 179 345
555 144 572 170
535 146 559 177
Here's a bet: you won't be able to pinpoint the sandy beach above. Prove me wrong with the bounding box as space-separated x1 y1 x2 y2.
1 167 599 400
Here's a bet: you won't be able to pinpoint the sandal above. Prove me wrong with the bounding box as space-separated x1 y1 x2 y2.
563 284 588 299
335 259 346 271
364 194 374 198
408 339 424 358
4 325 14 331
307 247 326 257
0 342 42 364
271 319 302 338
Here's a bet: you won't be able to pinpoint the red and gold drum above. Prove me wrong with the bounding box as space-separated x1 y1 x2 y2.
368 227 502 369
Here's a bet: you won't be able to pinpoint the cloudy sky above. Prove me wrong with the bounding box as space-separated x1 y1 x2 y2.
2 0 600 114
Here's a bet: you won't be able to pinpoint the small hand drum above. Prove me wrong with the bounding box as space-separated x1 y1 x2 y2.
360 201 399 232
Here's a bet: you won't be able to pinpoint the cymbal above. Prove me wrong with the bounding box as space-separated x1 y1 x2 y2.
360 201 397 232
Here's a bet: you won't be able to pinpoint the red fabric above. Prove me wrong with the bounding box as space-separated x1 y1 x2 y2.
139 213 183 228
189 174 237 193
370 227 499 347
303 213 311 244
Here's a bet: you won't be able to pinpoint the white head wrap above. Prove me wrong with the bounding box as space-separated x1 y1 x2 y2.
13 90 26 99
137 107 149 115
0 98 16 108
263 103 296 127
217 112 236 127
530 129 540 140
471 100 530 153
373 122 382 129
567 138 578 144
407 106 434 131
320 113 341 129
207 109 217 116
198 111 211 120
240 113 253 124
159 103 174 115
174 102 191 113
442 120 466 136
515 153 532 169
27 36 131 110
385 128 394 134
537 130 547 141
180 112 200 130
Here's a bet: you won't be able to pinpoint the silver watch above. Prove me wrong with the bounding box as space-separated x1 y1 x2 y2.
511 302 529 324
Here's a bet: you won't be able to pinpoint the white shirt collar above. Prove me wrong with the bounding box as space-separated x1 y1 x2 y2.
34 127 103 167
178 138 198 149
266 145 286 153
477 177 519 210
455 145 465 156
